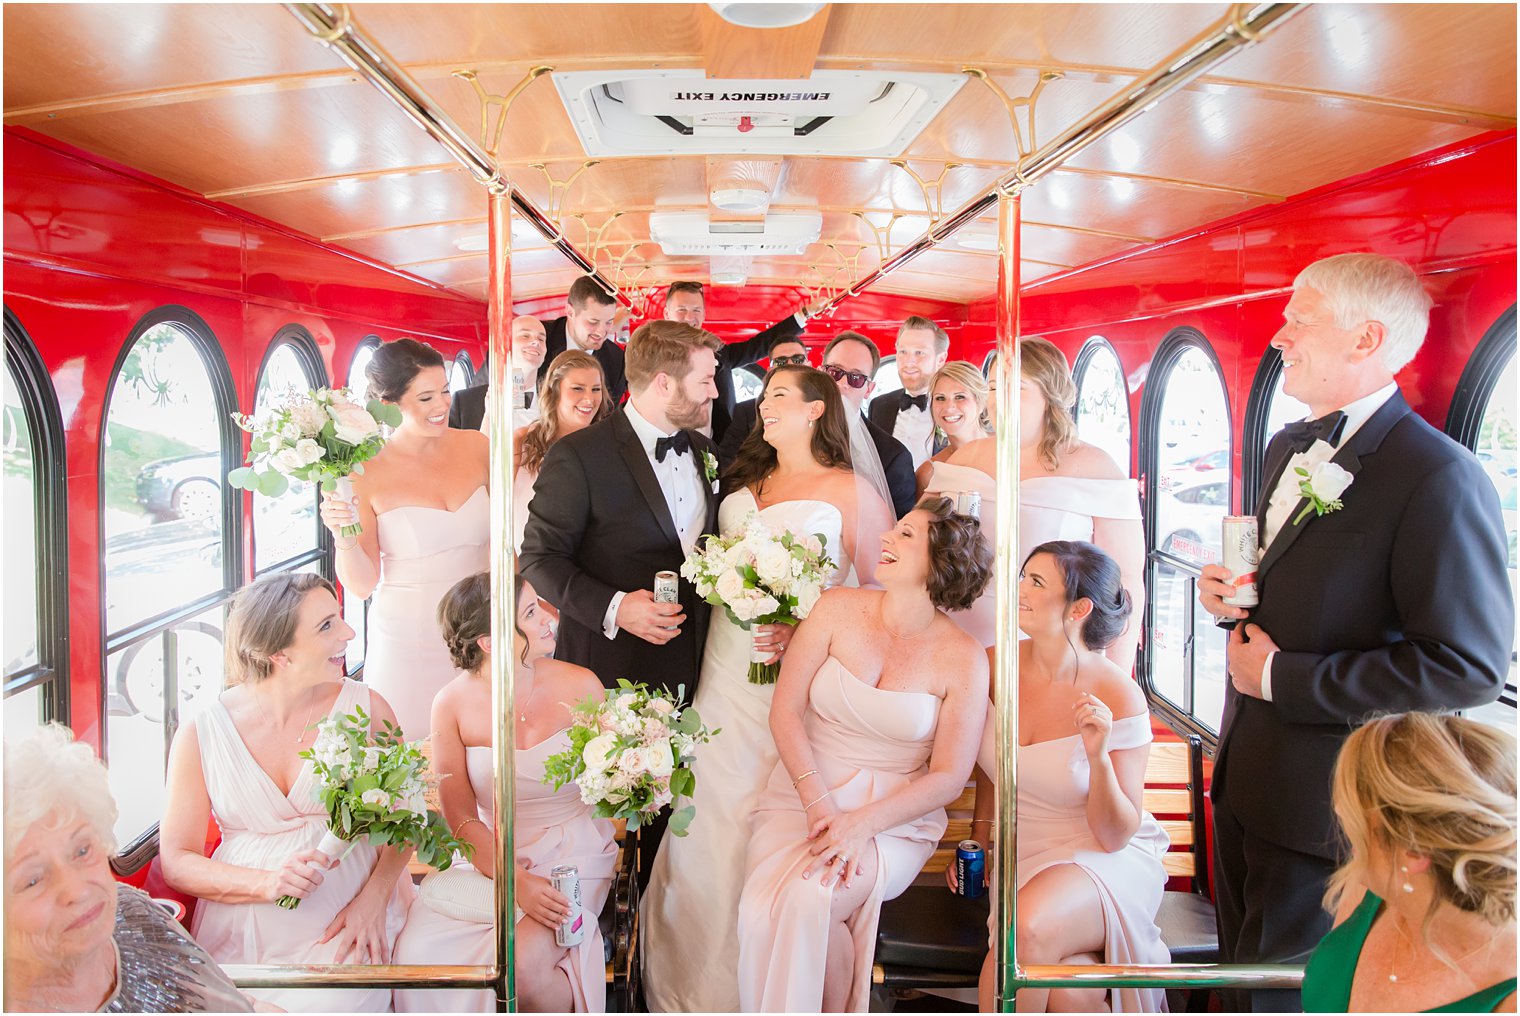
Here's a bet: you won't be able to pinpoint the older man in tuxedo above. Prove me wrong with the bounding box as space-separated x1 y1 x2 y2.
1197 253 1512 1011
867 316 950 469
447 314 546 431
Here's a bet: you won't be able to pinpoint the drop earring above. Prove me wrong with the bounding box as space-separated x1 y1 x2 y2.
1400 865 1415 894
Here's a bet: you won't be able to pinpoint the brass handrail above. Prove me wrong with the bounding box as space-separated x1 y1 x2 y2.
224 964 497 990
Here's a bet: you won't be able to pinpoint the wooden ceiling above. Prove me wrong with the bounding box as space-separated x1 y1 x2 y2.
4 4 1515 306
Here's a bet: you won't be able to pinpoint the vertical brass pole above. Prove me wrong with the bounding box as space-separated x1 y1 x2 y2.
993 188 1022 1013
486 185 518 1013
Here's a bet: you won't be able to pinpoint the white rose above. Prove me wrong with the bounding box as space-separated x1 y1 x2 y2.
750 593 780 618
648 697 675 716
360 788 391 809
280 421 303 444
803 534 824 557
755 544 791 587
644 738 675 778
1307 460 1354 501
288 400 328 437
618 747 645 775
582 733 617 773
362 746 382 770
729 594 759 623
651 784 674 811
715 569 746 604
794 580 823 617
294 437 325 466
271 447 306 474
329 402 380 445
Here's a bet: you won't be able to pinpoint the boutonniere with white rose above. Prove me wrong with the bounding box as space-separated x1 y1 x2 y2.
700 449 719 488
1292 461 1354 525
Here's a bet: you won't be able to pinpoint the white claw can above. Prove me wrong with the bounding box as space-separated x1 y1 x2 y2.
955 489 982 519
1221 516 1260 607
551 864 585 947
653 570 680 604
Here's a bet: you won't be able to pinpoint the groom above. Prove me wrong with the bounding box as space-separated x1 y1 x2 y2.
520 319 723 874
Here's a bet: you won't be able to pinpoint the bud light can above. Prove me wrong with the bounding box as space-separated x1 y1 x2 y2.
1221 516 1260 607
955 490 982 520
955 840 986 898
653 571 680 604
551 864 585 947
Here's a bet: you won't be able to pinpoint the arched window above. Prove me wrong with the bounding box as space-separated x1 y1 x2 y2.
4 309 69 738
733 363 766 405
341 338 381 676
1446 306 1518 731
1140 331 1232 740
1073 338 1132 473
450 351 474 394
867 355 903 409
253 328 329 575
982 349 998 377
101 309 239 840
1242 348 1311 509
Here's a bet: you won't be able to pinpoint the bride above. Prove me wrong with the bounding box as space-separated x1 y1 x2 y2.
640 364 894 1012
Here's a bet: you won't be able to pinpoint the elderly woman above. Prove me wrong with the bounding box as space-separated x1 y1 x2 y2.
1301 712 1516 1012
4 724 253 1013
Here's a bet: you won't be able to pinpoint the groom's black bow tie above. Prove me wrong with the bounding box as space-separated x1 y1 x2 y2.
902 392 929 412
1281 410 1348 454
654 431 692 462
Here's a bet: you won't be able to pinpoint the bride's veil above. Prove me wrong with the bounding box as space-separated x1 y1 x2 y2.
845 409 897 588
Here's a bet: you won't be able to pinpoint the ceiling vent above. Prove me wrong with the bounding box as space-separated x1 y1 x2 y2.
553 68 965 157
650 211 821 256
710 254 754 285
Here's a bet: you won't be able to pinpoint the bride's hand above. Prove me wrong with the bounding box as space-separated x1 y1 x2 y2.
804 810 872 889
754 622 797 665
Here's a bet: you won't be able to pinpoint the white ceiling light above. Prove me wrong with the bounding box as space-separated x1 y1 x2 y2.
650 211 821 255
711 271 749 285
710 185 770 213
708 3 825 29
953 231 1000 253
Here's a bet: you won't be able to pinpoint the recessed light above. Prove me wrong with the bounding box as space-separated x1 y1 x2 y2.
710 185 770 213
954 233 1000 252
712 271 748 285
707 2 825 28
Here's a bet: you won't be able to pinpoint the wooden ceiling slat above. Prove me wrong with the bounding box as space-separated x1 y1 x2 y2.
699 4 832 79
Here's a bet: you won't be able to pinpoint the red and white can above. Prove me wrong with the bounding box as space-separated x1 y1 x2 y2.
1221 516 1260 607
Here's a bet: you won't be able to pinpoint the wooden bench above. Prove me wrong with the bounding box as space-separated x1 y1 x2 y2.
872 734 1218 1003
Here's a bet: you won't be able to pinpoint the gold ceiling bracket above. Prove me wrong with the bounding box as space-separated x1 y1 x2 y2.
853 210 909 264
570 211 625 262
529 160 601 232
453 65 554 159
964 66 1062 162
889 160 964 226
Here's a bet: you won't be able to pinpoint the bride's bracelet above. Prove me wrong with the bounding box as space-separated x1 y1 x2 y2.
791 769 820 787
803 790 831 809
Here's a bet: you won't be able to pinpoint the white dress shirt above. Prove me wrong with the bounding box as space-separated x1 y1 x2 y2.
1259 382 1397 700
893 394 936 470
602 402 708 639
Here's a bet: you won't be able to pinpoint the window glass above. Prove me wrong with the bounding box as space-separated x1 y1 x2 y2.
1154 348 1231 566
345 585 369 675
3 357 39 675
1075 340 1131 471
347 342 377 398
450 354 473 394
733 364 765 405
253 345 322 572
4 684 42 743
102 323 226 632
1467 347 1517 732
1264 368 1311 444
868 356 902 409
105 603 226 841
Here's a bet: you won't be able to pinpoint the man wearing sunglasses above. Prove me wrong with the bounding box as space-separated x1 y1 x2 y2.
719 332 917 519
663 280 817 444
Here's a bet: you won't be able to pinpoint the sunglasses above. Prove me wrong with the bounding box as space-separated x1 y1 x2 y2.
822 363 871 389
771 352 810 366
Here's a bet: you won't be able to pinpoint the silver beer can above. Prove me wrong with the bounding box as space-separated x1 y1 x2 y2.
956 489 982 519
653 570 680 604
551 864 585 947
1221 515 1260 607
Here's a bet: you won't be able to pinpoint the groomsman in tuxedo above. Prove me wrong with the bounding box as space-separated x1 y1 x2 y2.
663 280 816 444
1197 253 1512 1011
447 314 546 432
540 275 627 404
867 316 950 469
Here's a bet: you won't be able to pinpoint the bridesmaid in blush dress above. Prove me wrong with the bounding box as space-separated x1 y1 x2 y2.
510 350 611 552
392 571 617 1014
735 496 993 1013
320 337 490 740
159 573 414 1013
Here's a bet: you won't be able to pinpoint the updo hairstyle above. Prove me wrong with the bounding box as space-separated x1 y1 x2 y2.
365 337 446 402
224 572 336 685
438 571 492 673
1024 540 1132 651
915 495 994 612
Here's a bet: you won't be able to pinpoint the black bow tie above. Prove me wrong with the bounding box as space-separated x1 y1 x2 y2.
902 393 928 412
1281 411 1347 454
654 431 691 462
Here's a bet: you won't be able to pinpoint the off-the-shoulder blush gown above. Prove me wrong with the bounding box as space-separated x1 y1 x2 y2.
393 736 618 1013
641 489 853 1013
364 484 489 739
190 679 414 1013
736 657 947 1013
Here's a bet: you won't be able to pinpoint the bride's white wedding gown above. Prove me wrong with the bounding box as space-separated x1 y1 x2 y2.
640 489 853 1013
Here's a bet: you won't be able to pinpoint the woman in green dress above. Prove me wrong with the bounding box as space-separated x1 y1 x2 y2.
1301 712 1516 1013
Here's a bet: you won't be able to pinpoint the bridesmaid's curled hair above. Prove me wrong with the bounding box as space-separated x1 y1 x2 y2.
365 337 446 402
915 495 993 612
225 573 336 685
1024 540 1132 650
438 571 492 673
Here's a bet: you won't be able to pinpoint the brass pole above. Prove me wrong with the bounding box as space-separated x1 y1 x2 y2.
993 190 1021 1013
486 186 518 1013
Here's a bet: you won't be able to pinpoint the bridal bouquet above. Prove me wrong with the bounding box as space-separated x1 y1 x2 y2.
228 386 401 537
681 512 836 684
281 704 468 909
542 681 718 838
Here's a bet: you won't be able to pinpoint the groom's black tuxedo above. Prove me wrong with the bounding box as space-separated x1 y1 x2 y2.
1212 390 1511 1005
519 409 718 699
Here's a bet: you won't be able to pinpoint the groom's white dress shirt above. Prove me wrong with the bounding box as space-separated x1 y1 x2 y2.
892 393 935 470
1256 382 1397 700
601 402 708 639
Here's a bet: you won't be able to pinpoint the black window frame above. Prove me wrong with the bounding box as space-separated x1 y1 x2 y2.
252 325 332 578
1072 336 1132 472
1137 327 1232 751
452 349 476 389
1242 346 1289 512
346 334 382 397
4 306 71 727
99 306 242 780
340 336 381 676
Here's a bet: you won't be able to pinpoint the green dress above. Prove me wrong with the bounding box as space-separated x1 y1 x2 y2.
1301 892 1516 1013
